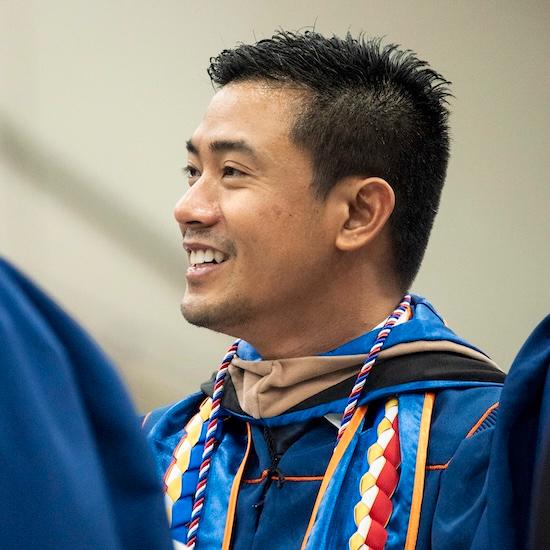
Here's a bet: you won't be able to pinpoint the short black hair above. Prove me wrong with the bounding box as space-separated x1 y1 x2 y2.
208 30 451 290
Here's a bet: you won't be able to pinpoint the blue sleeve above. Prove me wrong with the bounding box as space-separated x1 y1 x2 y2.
413 387 501 550
427 315 550 550
430 412 497 549
485 315 550 550
0 258 172 550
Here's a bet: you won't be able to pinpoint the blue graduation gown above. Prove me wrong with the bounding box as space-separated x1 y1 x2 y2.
146 296 505 549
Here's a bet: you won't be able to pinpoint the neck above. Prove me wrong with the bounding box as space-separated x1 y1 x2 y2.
237 285 404 359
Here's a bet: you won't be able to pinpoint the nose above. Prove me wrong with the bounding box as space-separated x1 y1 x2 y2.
174 178 219 229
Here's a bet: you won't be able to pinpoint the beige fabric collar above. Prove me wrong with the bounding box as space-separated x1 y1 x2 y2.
228 336 496 419
228 306 416 419
228 354 365 419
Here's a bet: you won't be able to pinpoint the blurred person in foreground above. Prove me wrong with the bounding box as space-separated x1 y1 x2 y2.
143 31 506 549
0 257 172 550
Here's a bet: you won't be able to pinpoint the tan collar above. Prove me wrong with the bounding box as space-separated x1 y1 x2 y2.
229 305 415 419
228 336 498 419
228 354 364 419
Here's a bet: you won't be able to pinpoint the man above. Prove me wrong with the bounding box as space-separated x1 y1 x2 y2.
144 31 504 549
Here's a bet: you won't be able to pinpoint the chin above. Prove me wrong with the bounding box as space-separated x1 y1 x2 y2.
181 300 213 328
180 297 229 332
180 296 252 337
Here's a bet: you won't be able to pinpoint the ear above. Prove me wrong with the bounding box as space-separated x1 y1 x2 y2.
333 176 395 252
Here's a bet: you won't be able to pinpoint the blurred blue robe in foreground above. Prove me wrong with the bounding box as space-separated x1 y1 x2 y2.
0 258 172 550
481 314 550 550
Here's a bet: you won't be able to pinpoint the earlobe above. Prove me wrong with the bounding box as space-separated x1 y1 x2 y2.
335 177 395 252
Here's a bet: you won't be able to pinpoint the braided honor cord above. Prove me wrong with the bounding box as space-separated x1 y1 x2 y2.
186 340 239 549
337 295 411 442
348 398 401 550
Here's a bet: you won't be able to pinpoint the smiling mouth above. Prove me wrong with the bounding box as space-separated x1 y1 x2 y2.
188 248 227 267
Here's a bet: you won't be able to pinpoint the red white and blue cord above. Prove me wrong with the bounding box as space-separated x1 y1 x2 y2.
337 294 411 442
186 341 239 548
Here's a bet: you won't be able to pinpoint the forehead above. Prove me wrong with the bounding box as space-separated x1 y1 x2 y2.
190 82 303 152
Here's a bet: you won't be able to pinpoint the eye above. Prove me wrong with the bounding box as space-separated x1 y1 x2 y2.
182 165 201 180
222 166 245 177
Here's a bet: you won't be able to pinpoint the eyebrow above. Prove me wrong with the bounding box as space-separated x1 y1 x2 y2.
186 139 258 160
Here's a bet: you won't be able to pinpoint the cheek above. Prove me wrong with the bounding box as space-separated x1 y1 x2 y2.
226 193 326 267
261 202 304 244
268 213 323 269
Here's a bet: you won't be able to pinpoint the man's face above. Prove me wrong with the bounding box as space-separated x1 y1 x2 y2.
175 82 339 341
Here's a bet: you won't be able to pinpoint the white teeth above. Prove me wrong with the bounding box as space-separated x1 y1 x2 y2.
204 249 214 263
189 248 225 266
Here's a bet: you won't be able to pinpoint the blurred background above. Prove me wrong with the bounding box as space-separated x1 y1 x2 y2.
1 1 549 412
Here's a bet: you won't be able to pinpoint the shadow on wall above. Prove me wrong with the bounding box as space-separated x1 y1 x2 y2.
0 112 181 290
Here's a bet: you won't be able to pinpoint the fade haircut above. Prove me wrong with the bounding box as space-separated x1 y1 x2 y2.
208 31 451 290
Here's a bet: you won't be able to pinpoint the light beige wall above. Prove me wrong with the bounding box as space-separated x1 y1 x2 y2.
1 1 549 411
